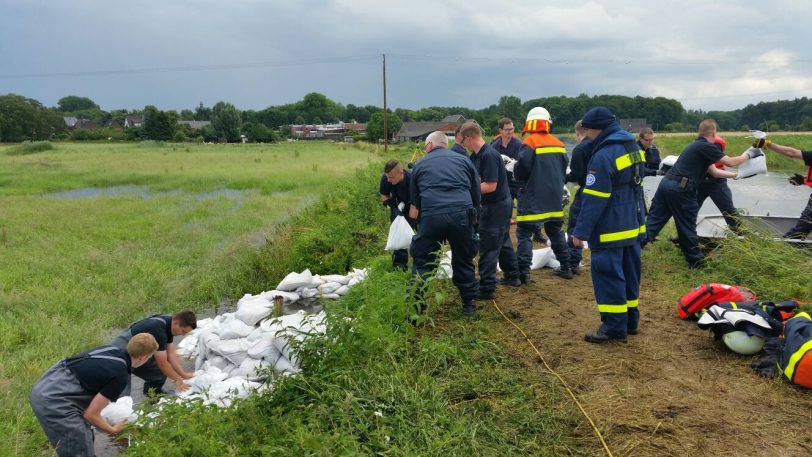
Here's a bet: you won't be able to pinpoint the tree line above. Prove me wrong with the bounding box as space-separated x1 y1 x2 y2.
4 91 812 143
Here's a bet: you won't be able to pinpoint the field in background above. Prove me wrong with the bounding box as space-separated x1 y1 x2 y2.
0 141 392 455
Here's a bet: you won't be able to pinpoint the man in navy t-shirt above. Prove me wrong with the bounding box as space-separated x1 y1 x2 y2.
645 119 757 267
461 121 520 298
29 333 158 457
380 159 417 270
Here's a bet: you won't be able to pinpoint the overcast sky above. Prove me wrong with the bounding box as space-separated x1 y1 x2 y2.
2 0 811 113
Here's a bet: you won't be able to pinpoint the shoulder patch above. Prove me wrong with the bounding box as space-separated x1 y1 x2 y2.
586 173 596 186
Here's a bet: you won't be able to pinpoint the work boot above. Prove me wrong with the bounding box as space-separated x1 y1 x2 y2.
552 267 573 280
519 272 532 284
628 327 639 335
571 264 582 275
584 328 627 344
462 301 476 319
476 291 495 300
499 276 522 287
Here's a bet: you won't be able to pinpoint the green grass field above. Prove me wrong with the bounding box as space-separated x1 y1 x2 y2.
0 141 386 456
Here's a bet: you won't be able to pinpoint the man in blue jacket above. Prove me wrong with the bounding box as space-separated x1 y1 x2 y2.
409 131 481 318
572 107 647 343
564 120 593 274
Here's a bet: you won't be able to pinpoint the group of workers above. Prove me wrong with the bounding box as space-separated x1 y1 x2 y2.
381 105 812 344
28 311 197 456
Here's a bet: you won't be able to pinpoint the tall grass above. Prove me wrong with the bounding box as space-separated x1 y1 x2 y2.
0 142 380 456
129 169 586 456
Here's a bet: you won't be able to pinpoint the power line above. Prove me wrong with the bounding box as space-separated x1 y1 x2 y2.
388 53 812 66
0 55 380 79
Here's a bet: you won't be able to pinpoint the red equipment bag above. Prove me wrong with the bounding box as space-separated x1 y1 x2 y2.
677 283 757 320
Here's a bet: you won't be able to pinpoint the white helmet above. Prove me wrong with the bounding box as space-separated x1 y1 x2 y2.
526 107 551 122
722 331 765 355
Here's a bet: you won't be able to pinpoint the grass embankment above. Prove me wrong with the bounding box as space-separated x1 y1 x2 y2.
0 141 382 456
129 162 587 456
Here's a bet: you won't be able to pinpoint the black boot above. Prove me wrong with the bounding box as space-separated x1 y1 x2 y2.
552 266 573 280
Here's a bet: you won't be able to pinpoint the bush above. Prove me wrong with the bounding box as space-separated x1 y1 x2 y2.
5 141 54 155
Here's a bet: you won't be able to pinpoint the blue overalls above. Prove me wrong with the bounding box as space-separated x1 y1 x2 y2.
573 128 646 338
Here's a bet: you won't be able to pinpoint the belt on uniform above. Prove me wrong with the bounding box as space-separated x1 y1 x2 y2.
664 173 695 189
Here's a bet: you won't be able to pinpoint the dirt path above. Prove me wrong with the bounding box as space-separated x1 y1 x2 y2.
487 249 812 457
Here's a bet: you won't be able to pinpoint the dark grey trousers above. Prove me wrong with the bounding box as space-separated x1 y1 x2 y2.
29 362 95 457
112 329 166 394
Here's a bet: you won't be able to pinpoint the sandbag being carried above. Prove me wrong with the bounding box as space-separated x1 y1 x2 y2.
735 149 768 179
385 215 414 251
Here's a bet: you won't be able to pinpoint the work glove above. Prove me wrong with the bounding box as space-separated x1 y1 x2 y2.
752 138 771 149
789 173 805 186
745 147 764 159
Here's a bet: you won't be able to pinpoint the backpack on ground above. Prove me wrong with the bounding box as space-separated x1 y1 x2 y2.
677 283 757 320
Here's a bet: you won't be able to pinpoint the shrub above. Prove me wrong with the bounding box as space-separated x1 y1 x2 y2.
5 141 54 155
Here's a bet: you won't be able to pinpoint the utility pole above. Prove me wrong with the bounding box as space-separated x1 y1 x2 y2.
383 53 388 152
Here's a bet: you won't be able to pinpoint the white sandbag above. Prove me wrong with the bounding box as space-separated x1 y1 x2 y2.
300 288 319 298
235 297 272 326
318 281 342 294
308 275 326 288
272 356 301 375
217 317 255 340
276 269 313 291
195 329 220 370
246 326 266 342
188 366 229 390
230 357 270 381
208 338 250 365
319 274 351 285
247 336 282 362
437 250 453 279
321 293 340 300
348 277 360 287
259 290 300 303
735 152 768 179
385 215 414 251
531 248 553 270
335 285 350 296
546 258 561 270
101 396 136 424
205 355 230 371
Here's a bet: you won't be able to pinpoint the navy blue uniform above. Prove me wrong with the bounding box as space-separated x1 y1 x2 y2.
573 126 646 339
380 170 417 269
409 147 481 310
696 169 740 234
639 140 661 176
646 137 724 267
785 150 812 239
112 314 172 394
565 139 594 271
513 134 570 276
29 346 131 457
471 142 519 293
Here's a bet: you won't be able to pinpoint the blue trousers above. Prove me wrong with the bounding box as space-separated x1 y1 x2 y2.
590 243 641 338
478 198 519 293
566 191 583 269
696 179 739 233
646 178 704 267
410 209 479 303
517 220 569 273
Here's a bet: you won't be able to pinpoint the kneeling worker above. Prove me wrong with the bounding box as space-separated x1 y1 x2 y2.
111 310 197 395
29 333 159 457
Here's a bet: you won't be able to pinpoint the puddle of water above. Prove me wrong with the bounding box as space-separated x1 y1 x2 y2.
46 185 155 199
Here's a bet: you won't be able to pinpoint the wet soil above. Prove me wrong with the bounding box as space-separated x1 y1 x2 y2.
485 248 812 456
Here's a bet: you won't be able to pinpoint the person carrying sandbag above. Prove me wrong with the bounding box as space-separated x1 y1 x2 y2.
380 159 418 270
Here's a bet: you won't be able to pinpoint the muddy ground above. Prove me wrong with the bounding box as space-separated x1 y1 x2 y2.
485 247 812 457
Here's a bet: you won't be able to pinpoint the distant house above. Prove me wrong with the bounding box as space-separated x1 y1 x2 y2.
124 115 143 128
619 118 650 133
289 122 367 140
177 120 211 130
395 114 466 142
104 119 123 130
63 117 96 130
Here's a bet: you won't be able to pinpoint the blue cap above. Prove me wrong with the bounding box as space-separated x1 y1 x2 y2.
581 106 617 130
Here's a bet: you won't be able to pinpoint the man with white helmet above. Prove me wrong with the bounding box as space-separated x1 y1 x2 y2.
513 107 571 283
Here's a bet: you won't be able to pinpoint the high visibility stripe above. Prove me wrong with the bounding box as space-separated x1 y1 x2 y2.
599 224 646 243
730 302 738 309
516 211 565 222
785 340 812 381
627 299 639 308
598 303 628 314
583 188 611 198
535 146 566 155
615 150 645 171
